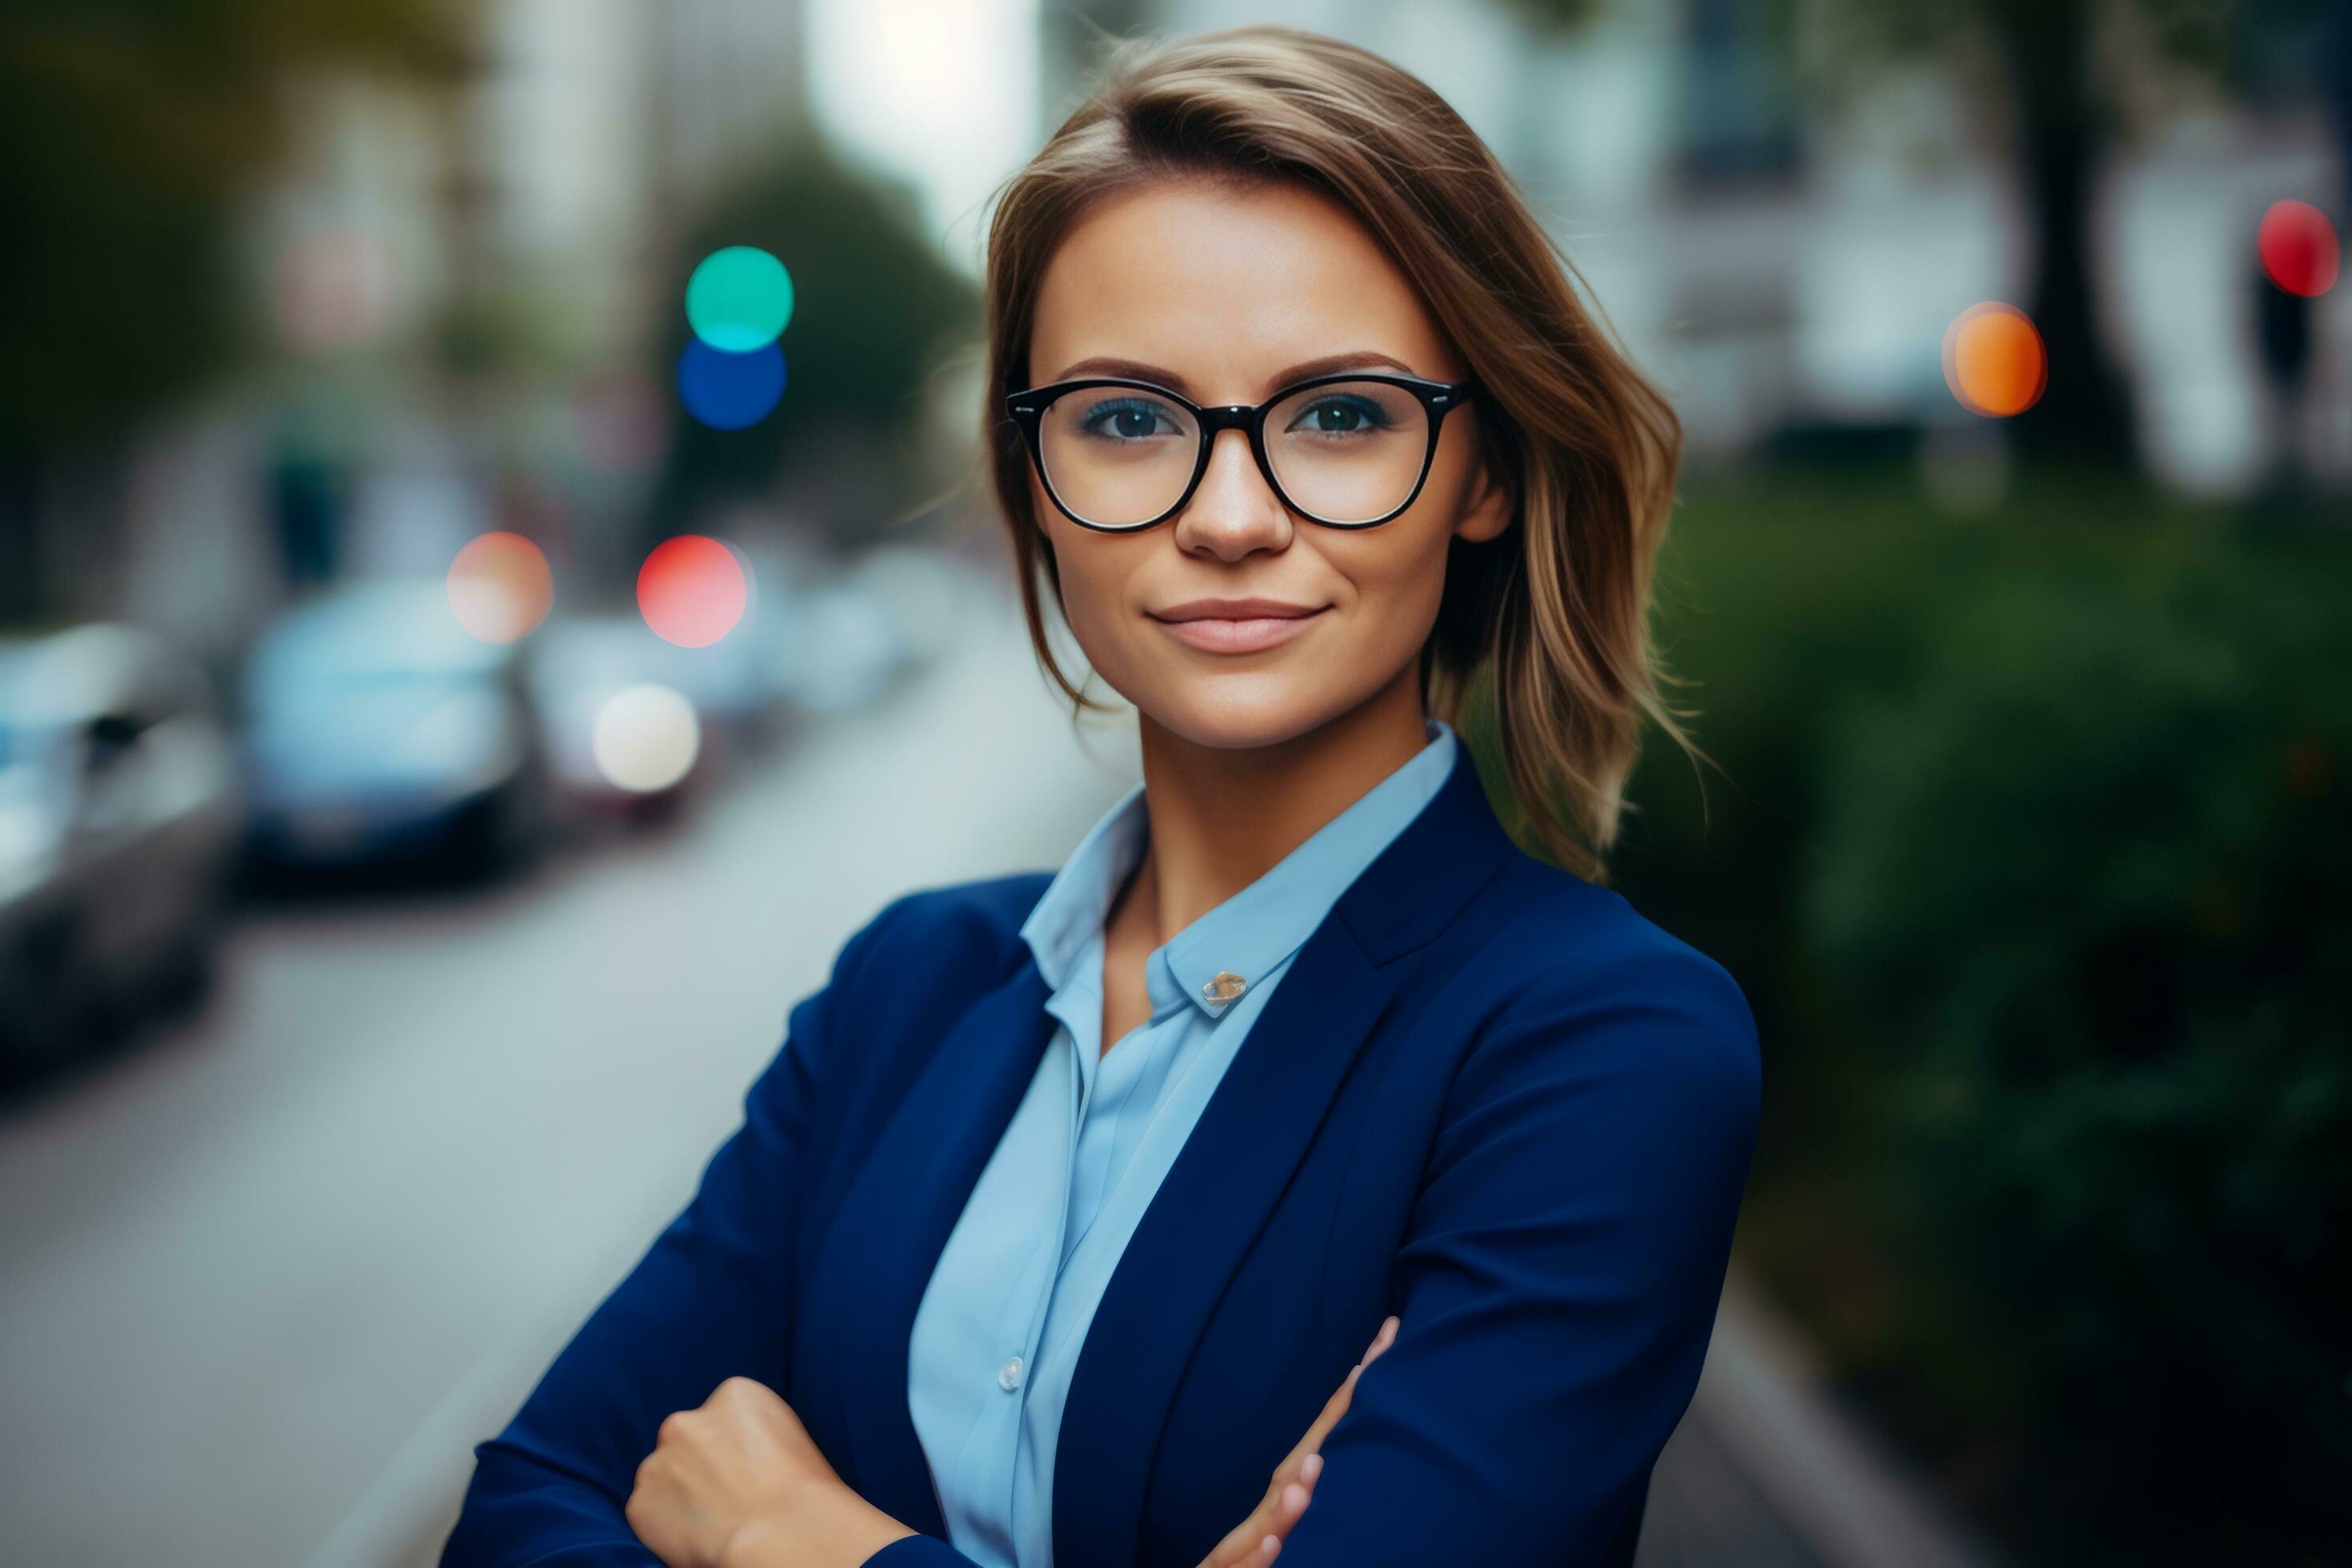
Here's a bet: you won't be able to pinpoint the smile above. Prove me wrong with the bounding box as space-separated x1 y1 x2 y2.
1150 608 1330 654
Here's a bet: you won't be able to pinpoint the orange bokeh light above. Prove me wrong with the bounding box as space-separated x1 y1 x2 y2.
1942 302 2048 418
638 534 749 648
446 531 554 643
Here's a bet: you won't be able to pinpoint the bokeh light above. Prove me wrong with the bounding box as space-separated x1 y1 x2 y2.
590 682 701 794
1942 302 2048 418
686 245 795 350
677 338 787 430
2257 200 2339 298
638 534 749 648
445 531 554 643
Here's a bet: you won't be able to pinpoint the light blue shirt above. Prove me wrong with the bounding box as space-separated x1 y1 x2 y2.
904 718 1460 1568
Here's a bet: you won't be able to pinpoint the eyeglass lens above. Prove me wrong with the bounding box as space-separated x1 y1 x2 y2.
1036 380 1433 526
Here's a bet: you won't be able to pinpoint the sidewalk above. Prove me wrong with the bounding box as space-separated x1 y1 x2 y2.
1638 1266 2012 1568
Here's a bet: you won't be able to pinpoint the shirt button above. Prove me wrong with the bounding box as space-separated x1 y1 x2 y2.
1203 971 1247 1003
998 1356 1024 1391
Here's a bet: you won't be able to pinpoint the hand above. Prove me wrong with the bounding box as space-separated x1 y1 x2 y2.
1194 1314 1399 1568
626 1374 916 1568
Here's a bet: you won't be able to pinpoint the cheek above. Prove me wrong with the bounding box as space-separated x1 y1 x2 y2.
1032 496 1136 644
1340 534 1451 640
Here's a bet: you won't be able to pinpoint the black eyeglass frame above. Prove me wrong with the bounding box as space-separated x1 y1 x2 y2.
1004 370 1481 532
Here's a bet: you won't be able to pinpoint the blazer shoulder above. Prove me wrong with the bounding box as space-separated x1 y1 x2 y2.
854 869 1054 973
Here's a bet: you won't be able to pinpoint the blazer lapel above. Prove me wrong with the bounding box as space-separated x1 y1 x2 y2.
1051 740 1519 1567
817 954 1057 1542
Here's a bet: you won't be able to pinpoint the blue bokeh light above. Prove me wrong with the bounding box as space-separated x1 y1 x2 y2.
677 339 787 430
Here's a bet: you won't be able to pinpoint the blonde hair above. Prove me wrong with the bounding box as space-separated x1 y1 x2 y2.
981 25 1694 886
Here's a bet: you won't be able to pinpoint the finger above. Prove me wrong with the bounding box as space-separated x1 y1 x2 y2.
1257 1366 1350 1491
1236 1486 1309 1568
1282 1321 1394 1474
1255 1326 1393 1517
1202 1499 1278 1567
1204 1468 1315 1568
1267 1454 1325 1520
1306 1361 1365 1442
1287 1315 1393 1467
1274 1362 1363 1476
1207 1481 1297 1568
1204 1518 1275 1568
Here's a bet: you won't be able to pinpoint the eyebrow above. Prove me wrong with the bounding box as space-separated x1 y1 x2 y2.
1043 351 1424 397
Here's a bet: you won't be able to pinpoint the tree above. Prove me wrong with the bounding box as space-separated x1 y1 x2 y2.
1500 0 2334 467
645 133 979 555
0 3 461 452
0 2 461 618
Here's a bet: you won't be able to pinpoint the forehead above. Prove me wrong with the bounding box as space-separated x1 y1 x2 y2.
1026 178 1457 396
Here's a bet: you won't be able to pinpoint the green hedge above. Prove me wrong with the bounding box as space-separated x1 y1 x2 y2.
1572 467 2351 1567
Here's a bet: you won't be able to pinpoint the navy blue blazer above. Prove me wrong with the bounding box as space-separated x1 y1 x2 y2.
442 741 1762 1568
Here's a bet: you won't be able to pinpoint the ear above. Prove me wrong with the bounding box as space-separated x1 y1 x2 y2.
1451 434 1516 545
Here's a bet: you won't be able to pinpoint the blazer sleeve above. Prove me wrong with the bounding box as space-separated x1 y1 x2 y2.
1263 938 1764 1568
853 940 1764 1568
440 894 914 1566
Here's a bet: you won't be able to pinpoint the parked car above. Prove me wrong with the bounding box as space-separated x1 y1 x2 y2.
659 607 799 758
770 574 917 714
522 613 720 830
0 623 243 1070
839 543 974 666
239 578 553 882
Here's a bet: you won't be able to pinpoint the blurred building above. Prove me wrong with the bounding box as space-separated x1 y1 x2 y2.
19 0 2351 674
1099 0 2349 497
46 0 816 684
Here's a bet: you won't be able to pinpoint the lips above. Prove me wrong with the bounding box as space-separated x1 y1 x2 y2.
1150 606 1330 654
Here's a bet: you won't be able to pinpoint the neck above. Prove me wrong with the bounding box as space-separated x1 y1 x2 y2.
1115 666 1433 950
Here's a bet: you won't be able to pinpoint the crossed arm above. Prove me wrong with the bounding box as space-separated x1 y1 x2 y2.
853 942 1763 1568
441 896 914 1566
444 912 1760 1568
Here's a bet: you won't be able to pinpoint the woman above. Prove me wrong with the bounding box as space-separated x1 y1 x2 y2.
444 25 1759 1568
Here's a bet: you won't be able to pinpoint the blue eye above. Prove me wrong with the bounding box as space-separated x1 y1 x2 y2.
1074 397 1181 442
1286 394 1394 437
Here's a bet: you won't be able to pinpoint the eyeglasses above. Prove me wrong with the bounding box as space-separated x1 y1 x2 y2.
1005 371 1479 532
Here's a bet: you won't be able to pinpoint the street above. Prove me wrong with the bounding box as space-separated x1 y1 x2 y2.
0 578 1143 1565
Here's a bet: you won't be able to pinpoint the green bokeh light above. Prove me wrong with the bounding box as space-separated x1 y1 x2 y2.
686 246 794 351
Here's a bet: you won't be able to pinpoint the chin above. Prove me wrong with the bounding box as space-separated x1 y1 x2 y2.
1138 683 1347 751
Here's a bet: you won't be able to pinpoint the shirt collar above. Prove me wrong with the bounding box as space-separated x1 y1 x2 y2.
1019 718 1461 1021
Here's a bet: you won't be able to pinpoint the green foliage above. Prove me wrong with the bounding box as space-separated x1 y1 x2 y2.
1802 538 2351 1562
646 133 979 546
1602 469 2352 1564
0 2 462 452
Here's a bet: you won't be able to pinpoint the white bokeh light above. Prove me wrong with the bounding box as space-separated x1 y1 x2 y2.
590 682 701 794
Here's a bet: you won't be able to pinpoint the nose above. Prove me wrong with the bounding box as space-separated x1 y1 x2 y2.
1172 426 1292 557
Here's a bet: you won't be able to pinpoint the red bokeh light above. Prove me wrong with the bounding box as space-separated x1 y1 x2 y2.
2258 200 2339 298
638 534 749 648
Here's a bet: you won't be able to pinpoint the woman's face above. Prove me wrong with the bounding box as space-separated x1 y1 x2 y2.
1024 178 1513 752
